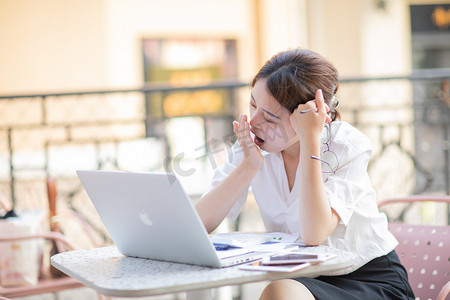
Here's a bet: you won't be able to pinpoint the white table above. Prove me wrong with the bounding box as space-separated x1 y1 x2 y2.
51 246 355 299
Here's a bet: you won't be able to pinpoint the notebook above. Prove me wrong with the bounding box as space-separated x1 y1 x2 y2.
76 170 271 268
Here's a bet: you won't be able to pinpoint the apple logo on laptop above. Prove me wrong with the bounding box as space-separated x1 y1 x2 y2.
139 211 153 226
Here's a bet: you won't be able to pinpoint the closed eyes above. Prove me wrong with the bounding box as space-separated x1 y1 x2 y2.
251 103 277 123
250 96 280 124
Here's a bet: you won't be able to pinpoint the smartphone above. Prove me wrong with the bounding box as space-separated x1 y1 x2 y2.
261 252 336 265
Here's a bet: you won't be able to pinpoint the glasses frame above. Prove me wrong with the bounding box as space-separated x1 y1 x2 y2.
311 123 340 174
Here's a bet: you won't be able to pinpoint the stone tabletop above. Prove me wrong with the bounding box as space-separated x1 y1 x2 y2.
51 246 356 297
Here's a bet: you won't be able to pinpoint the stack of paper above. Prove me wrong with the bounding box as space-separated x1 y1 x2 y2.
211 232 300 248
210 232 336 273
211 232 303 260
239 251 336 272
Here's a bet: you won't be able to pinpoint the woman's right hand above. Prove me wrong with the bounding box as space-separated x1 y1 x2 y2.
233 114 264 171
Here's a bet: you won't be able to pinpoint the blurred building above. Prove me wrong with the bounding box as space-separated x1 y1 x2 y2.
0 0 449 202
2 0 446 94
0 4 448 298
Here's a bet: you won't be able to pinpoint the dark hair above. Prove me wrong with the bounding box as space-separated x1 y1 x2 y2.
251 48 340 121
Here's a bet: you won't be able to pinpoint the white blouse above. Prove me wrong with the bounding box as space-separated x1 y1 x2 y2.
204 121 398 274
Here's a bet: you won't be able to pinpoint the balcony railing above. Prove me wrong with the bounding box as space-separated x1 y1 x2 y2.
0 70 449 245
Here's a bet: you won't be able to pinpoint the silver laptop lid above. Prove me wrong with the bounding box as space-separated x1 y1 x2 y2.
76 170 222 267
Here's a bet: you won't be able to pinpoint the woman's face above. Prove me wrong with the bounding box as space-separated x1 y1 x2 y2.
249 78 299 153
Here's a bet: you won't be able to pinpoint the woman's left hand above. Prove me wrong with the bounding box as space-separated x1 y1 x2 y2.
290 89 331 141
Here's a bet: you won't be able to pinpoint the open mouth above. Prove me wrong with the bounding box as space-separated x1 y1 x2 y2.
251 130 265 147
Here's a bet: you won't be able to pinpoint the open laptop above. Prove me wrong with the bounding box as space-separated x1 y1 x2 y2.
76 170 270 268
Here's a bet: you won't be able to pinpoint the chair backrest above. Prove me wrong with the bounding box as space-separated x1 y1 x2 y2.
389 222 449 300
378 196 450 300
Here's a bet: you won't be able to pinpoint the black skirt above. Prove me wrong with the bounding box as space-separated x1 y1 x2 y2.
292 250 415 300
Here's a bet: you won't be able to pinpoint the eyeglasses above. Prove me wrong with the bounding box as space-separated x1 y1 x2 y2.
311 123 340 174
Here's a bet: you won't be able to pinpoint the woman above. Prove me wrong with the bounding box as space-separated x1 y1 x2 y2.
195 48 414 299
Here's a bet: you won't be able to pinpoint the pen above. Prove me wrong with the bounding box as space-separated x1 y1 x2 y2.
300 108 315 114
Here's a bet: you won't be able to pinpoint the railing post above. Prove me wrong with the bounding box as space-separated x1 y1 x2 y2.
443 123 450 224
8 127 15 207
41 95 47 125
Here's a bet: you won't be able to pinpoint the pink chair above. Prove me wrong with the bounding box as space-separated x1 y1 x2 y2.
0 232 84 298
0 178 109 299
378 195 450 300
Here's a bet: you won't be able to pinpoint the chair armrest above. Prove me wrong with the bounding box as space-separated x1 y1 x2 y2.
378 195 450 207
0 276 84 298
437 281 450 300
0 231 77 250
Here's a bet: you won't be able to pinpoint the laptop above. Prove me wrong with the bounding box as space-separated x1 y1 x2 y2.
76 170 269 268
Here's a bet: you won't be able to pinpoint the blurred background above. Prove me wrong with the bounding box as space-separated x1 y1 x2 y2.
0 0 449 299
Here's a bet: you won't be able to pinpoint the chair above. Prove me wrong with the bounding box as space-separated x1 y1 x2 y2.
378 195 450 300
0 178 106 299
0 232 85 298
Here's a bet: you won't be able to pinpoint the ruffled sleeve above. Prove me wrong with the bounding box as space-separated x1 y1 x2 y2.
322 123 373 237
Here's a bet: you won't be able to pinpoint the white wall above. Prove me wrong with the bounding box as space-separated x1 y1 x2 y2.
0 0 431 94
104 0 257 87
0 0 258 94
360 0 412 75
259 0 309 61
0 0 108 94
306 0 412 77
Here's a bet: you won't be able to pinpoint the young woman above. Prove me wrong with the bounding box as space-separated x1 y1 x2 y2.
195 48 414 299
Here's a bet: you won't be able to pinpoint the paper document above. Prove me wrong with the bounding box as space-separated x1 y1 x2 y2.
211 232 300 248
216 242 300 259
239 250 337 272
240 261 311 272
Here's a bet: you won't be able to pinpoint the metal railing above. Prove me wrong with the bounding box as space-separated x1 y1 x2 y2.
0 70 449 244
